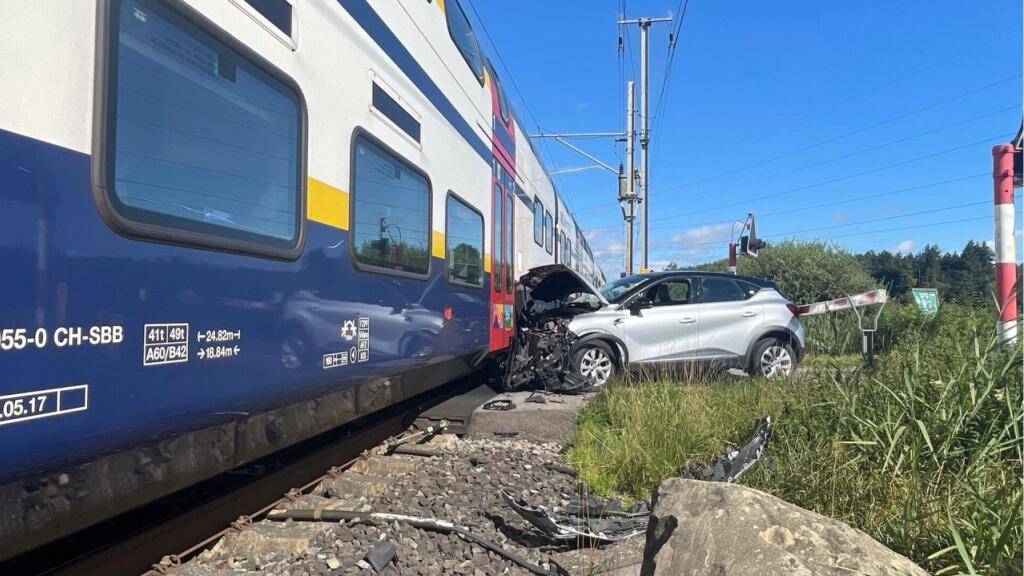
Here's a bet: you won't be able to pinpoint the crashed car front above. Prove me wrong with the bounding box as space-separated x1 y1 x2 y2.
503 265 608 393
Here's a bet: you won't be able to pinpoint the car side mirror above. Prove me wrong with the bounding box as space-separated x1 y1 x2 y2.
628 297 653 315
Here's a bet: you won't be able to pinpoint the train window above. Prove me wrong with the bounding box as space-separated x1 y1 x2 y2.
492 184 503 293
533 197 544 246
504 192 514 292
372 83 421 143
544 211 553 254
239 0 292 35
351 134 430 276
492 68 511 125
98 0 304 258
444 0 484 84
445 194 483 287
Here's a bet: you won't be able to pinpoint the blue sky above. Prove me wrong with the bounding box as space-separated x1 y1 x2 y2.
469 1 1022 276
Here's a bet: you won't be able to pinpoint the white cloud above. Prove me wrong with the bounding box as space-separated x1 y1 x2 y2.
892 240 915 254
576 101 591 111
585 227 626 261
648 222 734 268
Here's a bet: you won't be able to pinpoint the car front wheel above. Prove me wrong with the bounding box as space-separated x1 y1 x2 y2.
572 340 618 387
749 338 795 379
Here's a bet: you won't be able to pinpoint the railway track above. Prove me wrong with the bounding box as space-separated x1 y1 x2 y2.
2 375 490 576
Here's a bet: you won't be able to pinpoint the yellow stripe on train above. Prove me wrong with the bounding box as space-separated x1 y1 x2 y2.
432 231 445 259
307 177 349 230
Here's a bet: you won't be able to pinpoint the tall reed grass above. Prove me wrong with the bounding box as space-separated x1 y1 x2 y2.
567 305 1022 574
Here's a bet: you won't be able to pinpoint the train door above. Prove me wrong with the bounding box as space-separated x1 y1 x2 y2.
489 162 515 351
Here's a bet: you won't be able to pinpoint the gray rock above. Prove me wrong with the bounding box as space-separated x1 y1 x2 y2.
640 479 928 576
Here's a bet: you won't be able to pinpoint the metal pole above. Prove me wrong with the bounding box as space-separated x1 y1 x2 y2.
993 144 1018 346
640 19 650 271
728 243 737 275
625 80 635 275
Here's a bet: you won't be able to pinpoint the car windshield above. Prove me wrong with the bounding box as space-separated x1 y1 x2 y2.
599 274 652 303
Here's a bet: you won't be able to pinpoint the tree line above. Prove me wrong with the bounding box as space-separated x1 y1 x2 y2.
680 239 1021 309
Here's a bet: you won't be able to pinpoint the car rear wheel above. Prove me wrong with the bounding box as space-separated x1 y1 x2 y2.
572 340 618 387
749 338 794 379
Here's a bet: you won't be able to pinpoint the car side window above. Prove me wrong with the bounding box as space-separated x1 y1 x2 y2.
700 277 747 303
736 280 761 299
645 279 691 306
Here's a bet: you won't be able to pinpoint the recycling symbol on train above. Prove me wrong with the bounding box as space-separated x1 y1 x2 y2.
340 320 357 341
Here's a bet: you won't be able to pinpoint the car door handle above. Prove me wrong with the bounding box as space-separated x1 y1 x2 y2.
678 317 696 324
740 311 758 317
613 318 625 325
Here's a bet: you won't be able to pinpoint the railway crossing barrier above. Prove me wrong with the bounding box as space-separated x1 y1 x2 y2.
795 289 889 366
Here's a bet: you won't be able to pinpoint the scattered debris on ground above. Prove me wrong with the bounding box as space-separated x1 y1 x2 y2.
165 377 781 575
171 416 589 575
678 416 773 483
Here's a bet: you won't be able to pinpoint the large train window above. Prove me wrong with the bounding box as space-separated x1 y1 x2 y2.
533 197 544 246
492 184 503 293
544 211 553 254
445 194 483 287
351 134 431 276
96 0 305 259
444 0 484 84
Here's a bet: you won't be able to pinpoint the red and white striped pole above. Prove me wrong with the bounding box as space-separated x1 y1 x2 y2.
728 242 737 274
992 144 1017 346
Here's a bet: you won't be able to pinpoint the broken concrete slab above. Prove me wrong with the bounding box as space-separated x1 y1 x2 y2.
641 479 928 576
466 391 593 443
551 536 646 576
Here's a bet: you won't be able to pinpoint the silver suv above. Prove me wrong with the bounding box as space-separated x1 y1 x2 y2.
516 266 804 386
570 271 804 384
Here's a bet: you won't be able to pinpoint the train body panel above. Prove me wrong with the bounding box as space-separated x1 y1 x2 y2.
0 0 600 558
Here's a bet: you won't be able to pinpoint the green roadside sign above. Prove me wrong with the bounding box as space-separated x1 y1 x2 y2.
912 288 940 316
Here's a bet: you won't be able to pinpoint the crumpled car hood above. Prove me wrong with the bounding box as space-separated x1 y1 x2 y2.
517 264 609 306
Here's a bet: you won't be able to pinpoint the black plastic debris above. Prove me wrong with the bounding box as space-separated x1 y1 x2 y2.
542 462 577 477
267 508 553 576
364 540 396 571
500 489 648 544
679 415 773 483
564 493 648 518
524 392 547 404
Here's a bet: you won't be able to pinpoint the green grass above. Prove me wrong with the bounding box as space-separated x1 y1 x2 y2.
566 305 1022 575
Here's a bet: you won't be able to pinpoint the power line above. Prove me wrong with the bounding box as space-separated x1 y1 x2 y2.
583 131 1012 219
656 73 1021 193
585 171 990 233
573 97 1019 215
641 131 1014 223
606 204 1021 255
655 27 1022 172
665 104 1017 202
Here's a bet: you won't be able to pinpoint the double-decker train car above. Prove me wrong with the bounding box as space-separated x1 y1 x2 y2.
0 0 600 558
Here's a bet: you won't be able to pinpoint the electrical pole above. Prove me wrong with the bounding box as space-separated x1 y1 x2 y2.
619 15 671 271
622 80 636 275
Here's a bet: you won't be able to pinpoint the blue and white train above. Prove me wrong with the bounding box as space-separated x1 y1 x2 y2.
0 0 603 558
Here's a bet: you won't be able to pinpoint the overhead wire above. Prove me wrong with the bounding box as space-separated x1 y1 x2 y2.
604 204 1021 255
463 0 577 212
655 26 1023 174
662 104 1017 202
574 30 1021 215
656 73 1021 193
575 123 1013 218
585 171 991 233
642 131 1015 223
